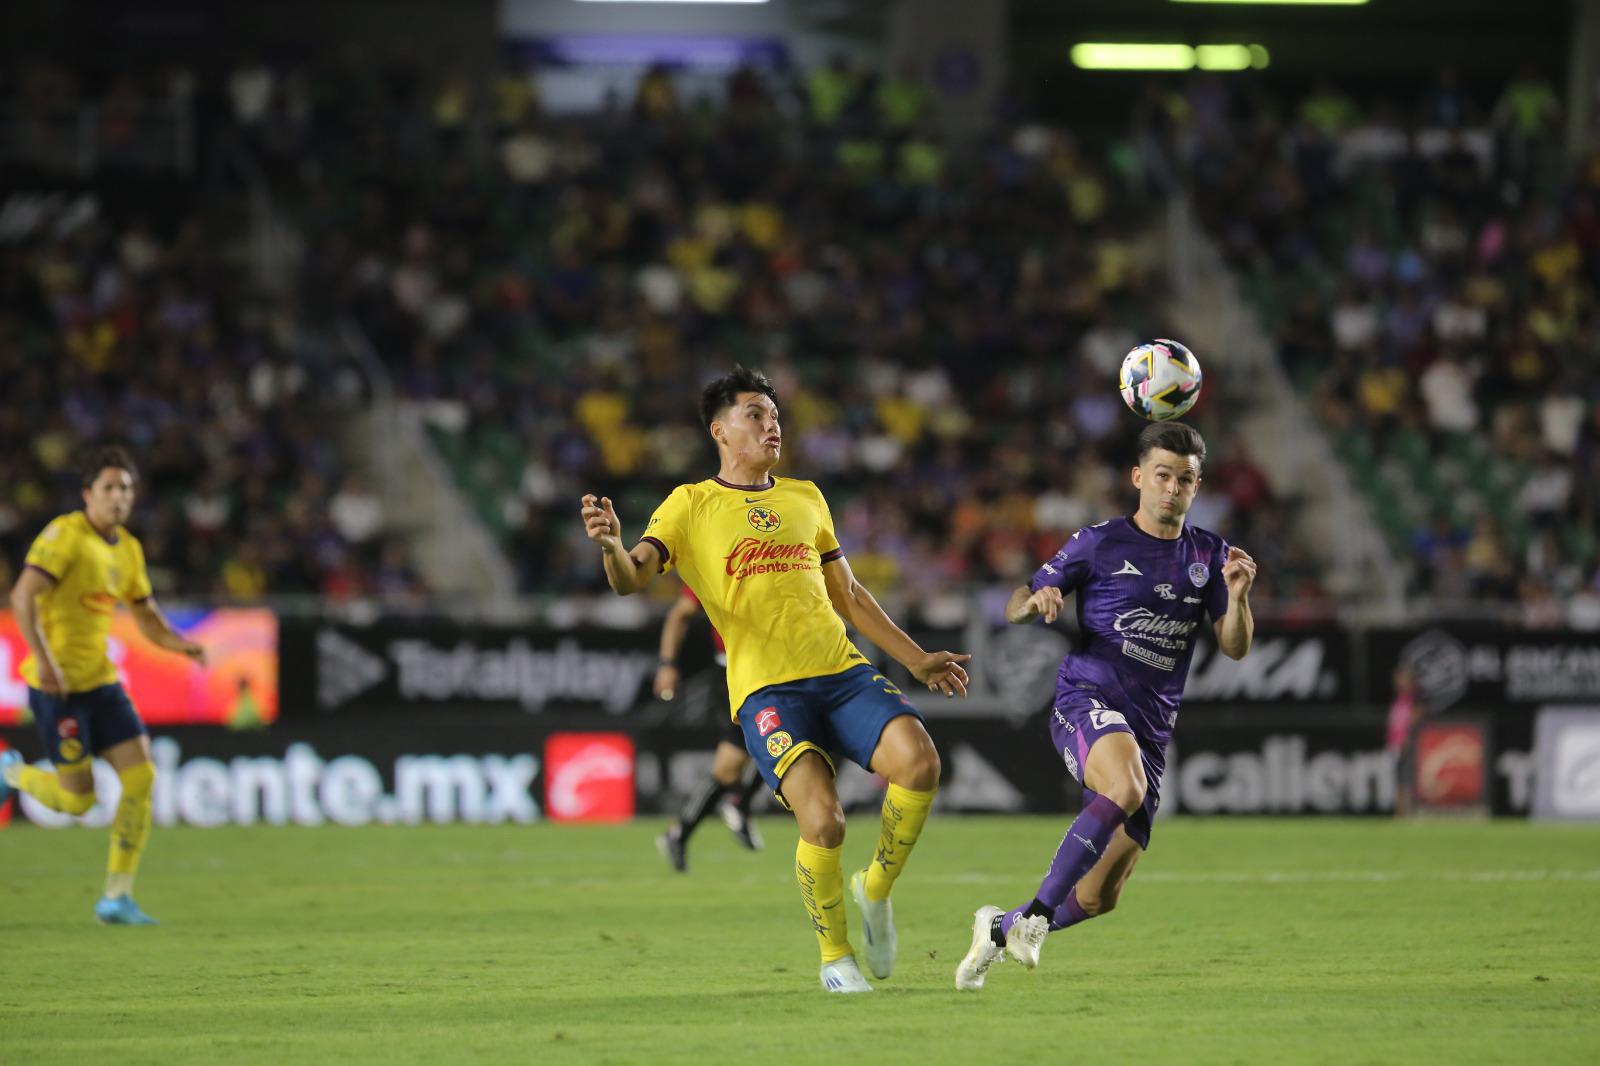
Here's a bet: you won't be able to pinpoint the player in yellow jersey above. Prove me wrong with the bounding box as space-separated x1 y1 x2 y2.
0 447 205 925
580 366 971 993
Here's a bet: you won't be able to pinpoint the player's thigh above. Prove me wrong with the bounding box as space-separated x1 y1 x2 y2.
1083 731 1147 807
710 738 748 783
822 665 938 786
89 684 149 767
735 690 832 799
102 734 153 774
866 714 940 789
1072 825 1144 914
780 750 845 846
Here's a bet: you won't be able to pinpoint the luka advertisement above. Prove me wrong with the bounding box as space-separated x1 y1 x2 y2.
0 608 278 728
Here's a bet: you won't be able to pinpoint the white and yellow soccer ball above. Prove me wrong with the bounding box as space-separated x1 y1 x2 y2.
1119 339 1203 422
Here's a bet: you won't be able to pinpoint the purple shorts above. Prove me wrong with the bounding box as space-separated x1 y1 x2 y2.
1048 689 1164 849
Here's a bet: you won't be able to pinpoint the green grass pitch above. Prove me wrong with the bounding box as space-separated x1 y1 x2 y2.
4 815 1598 1064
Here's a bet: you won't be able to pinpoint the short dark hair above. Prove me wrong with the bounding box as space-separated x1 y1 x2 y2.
1136 422 1206 468
700 365 778 428
80 445 138 488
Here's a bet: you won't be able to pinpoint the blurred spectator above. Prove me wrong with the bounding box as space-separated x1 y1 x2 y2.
329 475 385 546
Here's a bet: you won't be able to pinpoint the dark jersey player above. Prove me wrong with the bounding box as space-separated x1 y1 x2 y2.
655 582 764 870
956 421 1257 990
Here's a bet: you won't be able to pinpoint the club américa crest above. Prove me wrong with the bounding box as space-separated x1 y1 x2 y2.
747 505 782 533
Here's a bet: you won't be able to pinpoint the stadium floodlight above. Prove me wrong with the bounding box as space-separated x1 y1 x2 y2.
1071 43 1268 71
1195 44 1270 70
1070 43 1197 71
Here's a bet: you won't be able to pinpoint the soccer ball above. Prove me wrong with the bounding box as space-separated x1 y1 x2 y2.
1119 339 1202 422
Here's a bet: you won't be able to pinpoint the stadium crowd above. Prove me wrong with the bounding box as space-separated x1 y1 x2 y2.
0 191 424 605
1134 69 1600 624
6 54 1595 624
262 55 1322 614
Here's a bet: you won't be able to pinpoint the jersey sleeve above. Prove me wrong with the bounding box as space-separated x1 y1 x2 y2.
814 485 843 564
24 517 77 582
639 486 692 573
1205 537 1232 622
1029 527 1096 593
123 536 154 603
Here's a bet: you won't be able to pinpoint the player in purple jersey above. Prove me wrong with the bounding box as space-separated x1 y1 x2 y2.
956 422 1257 990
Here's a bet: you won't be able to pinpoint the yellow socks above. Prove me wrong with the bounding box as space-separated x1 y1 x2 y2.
106 761 155 897
863 783 936 902
795 839 852 963
16 764 96 816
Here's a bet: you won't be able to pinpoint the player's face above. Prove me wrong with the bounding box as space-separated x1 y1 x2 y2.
712 392 781 469
83 467 136 528
1132 448 1201 527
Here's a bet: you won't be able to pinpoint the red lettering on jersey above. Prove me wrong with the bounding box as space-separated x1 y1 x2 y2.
723 537 812 576
78 591 118 615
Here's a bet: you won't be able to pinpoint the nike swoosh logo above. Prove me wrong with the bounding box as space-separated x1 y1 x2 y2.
1073 833 1098 854
745 497 768 504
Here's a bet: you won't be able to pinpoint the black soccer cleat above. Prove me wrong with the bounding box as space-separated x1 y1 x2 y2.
656 825 688 872
721 802 763 852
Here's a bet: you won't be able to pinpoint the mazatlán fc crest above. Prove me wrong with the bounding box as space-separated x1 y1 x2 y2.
1189 562 1210 587
747 505 782 533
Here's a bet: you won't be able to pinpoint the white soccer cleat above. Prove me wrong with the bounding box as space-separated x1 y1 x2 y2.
1006 913 1049 969
955 905 1007 991
848 869 896 980
819 955 874 994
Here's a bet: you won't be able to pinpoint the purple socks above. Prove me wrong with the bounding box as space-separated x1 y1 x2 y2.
997 793 1128 940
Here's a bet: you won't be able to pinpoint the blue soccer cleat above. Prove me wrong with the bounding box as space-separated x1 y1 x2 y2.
0 748 22 803
94 895 159 926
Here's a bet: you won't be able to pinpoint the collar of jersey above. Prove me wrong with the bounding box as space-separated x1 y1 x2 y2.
77 510 120 545
712 475 777 492
1124 513 1184 544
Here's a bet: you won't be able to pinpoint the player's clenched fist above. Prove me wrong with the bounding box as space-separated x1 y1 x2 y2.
1222 545 1257 596
1026 587 1065 624
580 494 622 551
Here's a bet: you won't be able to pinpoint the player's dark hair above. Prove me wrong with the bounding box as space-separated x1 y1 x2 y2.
80 445 138 488
1136 422 1206 469
699 365 778 429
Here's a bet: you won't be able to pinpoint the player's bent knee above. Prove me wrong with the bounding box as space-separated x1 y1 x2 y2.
1081 889 1119 917
902 745 941 792
1104 777 1146 815
796 801 846 848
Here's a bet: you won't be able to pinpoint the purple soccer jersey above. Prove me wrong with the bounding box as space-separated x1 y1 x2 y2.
1030 516 1231 750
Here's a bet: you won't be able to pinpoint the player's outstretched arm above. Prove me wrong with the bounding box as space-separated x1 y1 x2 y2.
130 596 206 664
1005 584 1064 625
9 566 68 694
822 556 970 697
1215 545 1257 660
580 493 661 596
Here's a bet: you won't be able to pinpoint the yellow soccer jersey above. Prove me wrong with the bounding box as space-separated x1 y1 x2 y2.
640 475 867 716
20 511 153 692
